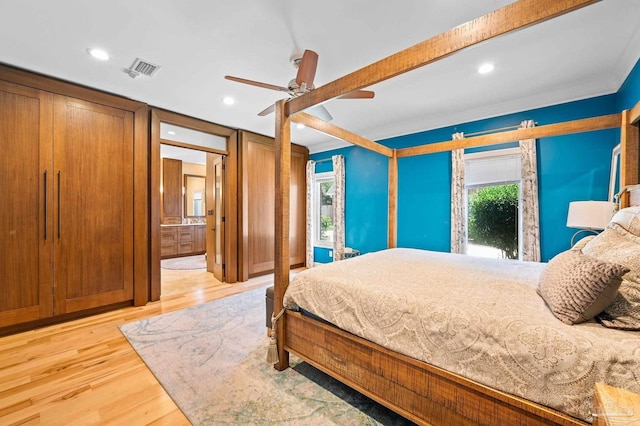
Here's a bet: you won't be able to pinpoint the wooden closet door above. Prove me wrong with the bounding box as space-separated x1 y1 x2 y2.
245 137 307 277
247 141 276 276
53 96 134 314
0 81 54 327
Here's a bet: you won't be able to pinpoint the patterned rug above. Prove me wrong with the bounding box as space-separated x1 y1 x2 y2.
119 288 414 425
161 254 206 270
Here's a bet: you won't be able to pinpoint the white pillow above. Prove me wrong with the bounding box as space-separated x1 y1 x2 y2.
608 205 640 237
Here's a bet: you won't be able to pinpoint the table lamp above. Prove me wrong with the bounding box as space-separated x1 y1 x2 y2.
566 200 615 246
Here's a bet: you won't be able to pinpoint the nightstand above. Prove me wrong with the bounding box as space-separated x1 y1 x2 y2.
343 249 360 259
593 383 640 425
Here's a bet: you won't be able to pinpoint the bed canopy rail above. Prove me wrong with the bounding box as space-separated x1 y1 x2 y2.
273 0 640 423
292 112 393 157
397 114 621 157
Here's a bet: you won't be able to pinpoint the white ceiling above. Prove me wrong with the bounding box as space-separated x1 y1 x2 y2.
1 1 639 153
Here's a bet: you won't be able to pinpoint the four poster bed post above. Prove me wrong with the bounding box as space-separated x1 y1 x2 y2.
272 0 640 424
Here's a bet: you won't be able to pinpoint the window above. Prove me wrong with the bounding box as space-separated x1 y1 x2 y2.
314 172 335 247
464 148 522 260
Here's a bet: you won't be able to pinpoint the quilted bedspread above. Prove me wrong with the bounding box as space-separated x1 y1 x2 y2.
283 248 640 421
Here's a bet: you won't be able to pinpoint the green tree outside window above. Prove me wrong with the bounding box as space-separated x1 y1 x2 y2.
468 183 519 259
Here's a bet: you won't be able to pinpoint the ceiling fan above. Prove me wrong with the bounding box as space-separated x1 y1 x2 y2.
225 49 374 121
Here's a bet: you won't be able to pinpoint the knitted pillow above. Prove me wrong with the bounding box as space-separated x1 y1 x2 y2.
537 249 628 325
582 227 640 330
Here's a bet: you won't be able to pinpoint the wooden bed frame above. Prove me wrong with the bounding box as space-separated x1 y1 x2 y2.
272 1 640 425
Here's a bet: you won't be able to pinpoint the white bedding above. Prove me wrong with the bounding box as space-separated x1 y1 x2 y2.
283 248 640 422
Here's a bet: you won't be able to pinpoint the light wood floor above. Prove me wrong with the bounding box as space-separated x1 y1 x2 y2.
0 268 284 425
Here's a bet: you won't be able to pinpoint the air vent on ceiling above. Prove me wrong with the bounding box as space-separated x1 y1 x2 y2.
127 58 161 79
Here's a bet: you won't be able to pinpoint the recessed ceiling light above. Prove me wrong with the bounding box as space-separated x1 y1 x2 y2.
296 123 305 129
222 96 235 105
87 48 110 61
167 131 176 135
478 63 495 74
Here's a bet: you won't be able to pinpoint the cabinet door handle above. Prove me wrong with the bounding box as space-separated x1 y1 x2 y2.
57 171 61 239
43 171 48 240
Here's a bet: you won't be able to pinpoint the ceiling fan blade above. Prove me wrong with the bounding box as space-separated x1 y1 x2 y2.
338 90 375 99
295 50 318 88
225 75 290 93
308 104 332 121
258 103 276 116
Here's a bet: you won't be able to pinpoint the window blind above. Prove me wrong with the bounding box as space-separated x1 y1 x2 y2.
465 152 521 187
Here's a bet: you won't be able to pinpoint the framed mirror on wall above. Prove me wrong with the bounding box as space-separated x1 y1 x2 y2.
609 143 621 202
184 174 206 217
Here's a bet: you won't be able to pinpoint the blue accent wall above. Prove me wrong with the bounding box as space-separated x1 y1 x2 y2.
310 147 388 263
310 58 639 263
618 59 640 111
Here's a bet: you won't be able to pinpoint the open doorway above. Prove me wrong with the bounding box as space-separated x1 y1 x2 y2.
159 144 224 295
150 109 238 301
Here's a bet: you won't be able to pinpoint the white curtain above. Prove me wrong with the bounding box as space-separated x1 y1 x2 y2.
332 155 346 261
519 120 541 262
305 160 315 268
450 133 466 254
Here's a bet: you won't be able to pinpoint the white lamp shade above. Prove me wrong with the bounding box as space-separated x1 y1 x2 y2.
566 201 615 230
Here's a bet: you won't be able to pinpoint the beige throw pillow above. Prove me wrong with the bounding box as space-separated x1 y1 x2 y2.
582 227 640 330
608 205 640 237
537 250 628 325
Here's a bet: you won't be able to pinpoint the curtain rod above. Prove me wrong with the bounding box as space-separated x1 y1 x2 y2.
458 122 538 138
312 158 333 164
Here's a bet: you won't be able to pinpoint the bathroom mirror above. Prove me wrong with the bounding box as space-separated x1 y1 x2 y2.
184 174 206 217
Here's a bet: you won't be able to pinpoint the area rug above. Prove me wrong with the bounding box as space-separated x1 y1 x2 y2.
119 287 413 425
161 254 206 270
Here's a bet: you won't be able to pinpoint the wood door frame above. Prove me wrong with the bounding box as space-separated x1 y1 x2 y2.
150 108 238 301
